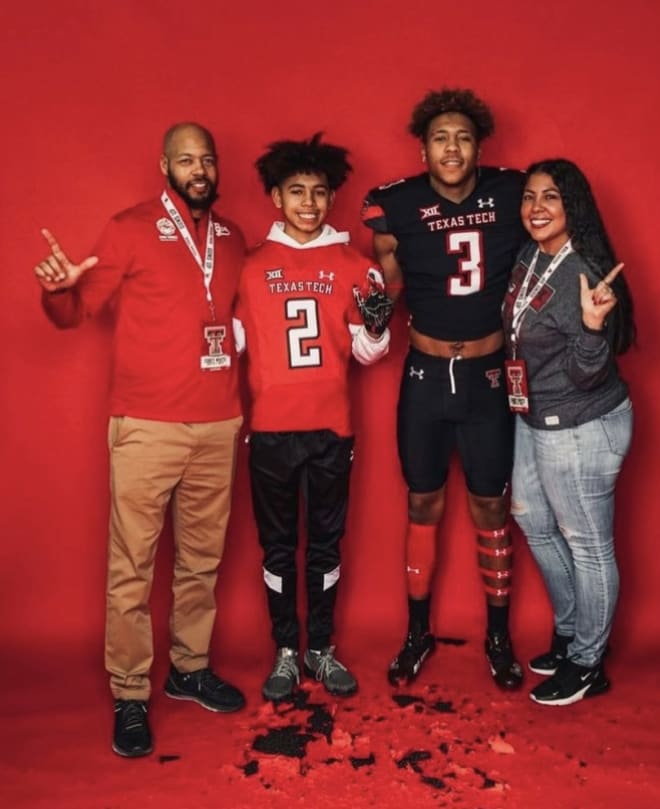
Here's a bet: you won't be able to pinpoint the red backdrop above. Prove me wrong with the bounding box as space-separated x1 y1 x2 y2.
2 0 659 699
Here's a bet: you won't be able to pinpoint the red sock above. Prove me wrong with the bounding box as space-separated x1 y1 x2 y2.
406 523 437 598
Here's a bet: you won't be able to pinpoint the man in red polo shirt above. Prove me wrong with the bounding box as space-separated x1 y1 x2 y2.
34 123 246 758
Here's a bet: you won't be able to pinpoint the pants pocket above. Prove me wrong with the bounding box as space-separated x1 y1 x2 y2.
598 398 633 457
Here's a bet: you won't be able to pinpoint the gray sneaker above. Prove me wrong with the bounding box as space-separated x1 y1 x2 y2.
262 647 299 701
303 646 357 696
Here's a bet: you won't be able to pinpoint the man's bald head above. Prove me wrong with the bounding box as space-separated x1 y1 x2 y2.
162 122 216 159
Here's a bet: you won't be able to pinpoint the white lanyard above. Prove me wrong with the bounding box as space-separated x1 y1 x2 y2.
161 191 215 317
511 240 573 345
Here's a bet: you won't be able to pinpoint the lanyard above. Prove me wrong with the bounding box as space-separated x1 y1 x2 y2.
510 240 573 353
161 191 216 318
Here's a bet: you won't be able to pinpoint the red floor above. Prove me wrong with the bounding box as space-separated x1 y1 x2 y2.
3 633 659 809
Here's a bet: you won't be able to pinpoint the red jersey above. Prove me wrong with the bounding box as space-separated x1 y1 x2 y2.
42 191 245 422
237 223 385 436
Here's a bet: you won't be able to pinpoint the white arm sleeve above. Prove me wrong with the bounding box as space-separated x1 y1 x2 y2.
349 323 390 366
232 317 246 356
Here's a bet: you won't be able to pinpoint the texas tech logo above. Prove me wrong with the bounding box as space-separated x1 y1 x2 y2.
201 325 230 371
485 368 502 388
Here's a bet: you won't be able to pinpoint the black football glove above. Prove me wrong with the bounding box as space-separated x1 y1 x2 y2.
353 268 394 337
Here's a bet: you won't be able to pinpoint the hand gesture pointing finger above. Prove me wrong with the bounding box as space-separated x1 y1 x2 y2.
34 228 98 293
579 263 623 331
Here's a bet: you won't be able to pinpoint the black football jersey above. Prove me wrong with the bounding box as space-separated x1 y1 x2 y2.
362 167 526 341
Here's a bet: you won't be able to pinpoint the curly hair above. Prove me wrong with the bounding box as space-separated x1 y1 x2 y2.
255 133 352 192
408 88 495 142
526 158 636 354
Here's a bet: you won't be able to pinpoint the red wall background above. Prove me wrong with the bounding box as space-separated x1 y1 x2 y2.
2 0 659 697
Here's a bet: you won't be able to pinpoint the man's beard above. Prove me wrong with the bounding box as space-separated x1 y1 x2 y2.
167 170 218 210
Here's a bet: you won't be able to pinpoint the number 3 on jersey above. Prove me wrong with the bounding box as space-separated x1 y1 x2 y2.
286 298 322 368
446 230 484 296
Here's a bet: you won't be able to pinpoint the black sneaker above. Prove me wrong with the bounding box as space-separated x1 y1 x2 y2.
485 632 523 690
388 630 436 685
164 666 245 713
529 632 573 675
303 646 357 696
263 647 299 702
530 659 610 706
112 699 153 758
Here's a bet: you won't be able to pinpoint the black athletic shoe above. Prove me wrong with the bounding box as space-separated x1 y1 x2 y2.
164 666 245 713
528 632 573 675
485 632 523 690
530 659 610 706
112 699 153 758
303 646 357 696
388 630 436 685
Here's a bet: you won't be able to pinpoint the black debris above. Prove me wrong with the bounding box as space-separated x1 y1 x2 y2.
396 749 432 773
241 760 259 776
421 775 447 790
349 753 376 770
392 694 425 708
305 702 334 742
430 700 455 713
158 755 180 764
252 725 314 759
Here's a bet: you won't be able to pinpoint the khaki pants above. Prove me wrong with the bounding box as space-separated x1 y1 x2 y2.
105 415 242 700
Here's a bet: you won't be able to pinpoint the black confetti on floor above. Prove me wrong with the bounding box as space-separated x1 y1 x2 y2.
392 694 425 708
349 753 376 770
158 755 180 764
396 749 432 773
252 725 314 759
241 760 259 776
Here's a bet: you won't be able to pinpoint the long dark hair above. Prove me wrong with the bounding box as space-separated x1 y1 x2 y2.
526 158 636 354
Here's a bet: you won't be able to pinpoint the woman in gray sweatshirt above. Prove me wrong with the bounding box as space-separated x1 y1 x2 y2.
502 158 635 706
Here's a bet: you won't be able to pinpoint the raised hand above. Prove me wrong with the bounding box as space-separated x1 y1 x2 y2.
579 263 624 331
352 267 394 337
34 228 98 293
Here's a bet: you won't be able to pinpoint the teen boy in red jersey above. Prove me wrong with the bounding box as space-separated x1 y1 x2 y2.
236 134 392 701
362 89 526 691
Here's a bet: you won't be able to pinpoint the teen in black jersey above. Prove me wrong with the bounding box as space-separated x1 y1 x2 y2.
362 88 526 690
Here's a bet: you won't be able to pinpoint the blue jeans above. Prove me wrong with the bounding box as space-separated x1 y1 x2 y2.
511 398 633 667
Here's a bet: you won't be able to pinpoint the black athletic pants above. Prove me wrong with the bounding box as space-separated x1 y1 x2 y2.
249 429 354 650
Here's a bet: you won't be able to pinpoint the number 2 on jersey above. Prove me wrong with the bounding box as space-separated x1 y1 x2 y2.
286 298 322 368
446 231 484 296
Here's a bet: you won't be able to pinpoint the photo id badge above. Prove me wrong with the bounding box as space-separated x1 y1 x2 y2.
504 359 529 413
201 322 231 372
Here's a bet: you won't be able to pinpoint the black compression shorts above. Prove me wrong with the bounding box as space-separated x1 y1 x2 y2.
397 347 513 496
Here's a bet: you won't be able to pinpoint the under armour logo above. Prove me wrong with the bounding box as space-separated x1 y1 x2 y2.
409 366 424 380
406 565 421 575
265 268 283 281
319 270 335 281
477 197 495 209
485 369 502 388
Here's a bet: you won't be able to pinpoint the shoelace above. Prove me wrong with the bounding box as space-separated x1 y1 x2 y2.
272 653 299 681
310 646 346 682
117 701 147 731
